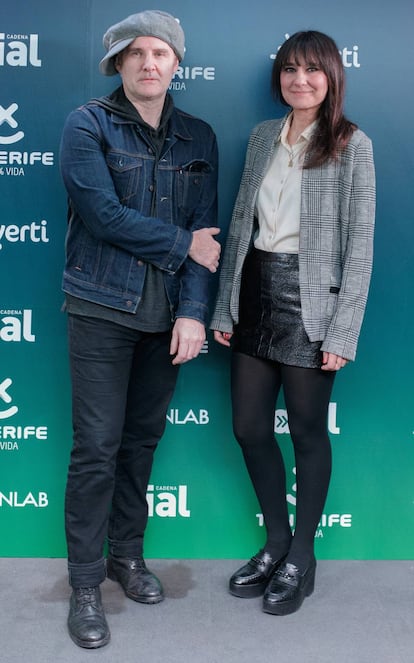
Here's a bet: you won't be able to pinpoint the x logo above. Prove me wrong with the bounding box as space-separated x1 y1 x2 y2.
0 378 19 419
0 102 19 128
0 103 24 144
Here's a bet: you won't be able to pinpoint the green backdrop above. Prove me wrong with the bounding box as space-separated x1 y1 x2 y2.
1 0 413 560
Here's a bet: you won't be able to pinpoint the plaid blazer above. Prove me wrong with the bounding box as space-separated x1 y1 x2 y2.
210 116 376 361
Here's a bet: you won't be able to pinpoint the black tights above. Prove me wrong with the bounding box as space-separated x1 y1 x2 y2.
231 352 336 570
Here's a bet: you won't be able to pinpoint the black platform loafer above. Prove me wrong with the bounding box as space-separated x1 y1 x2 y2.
107 555 164 604
68 586 110 649
262 558 316 615
229 550 286 598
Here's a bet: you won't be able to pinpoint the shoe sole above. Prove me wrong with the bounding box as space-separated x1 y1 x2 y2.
262 587 313 615
124 591 164 604
68 631 110 649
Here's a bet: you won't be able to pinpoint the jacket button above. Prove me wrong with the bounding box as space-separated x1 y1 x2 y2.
126 300 133 308
137 260 144 266
149 184 154 192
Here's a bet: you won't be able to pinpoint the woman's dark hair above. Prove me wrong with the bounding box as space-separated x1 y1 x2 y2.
271 31 356 168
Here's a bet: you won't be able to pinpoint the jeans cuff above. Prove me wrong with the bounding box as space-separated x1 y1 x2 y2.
107 537 143 559
68 557 106 588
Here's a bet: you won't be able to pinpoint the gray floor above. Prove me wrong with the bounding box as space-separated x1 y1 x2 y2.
1 558 413 662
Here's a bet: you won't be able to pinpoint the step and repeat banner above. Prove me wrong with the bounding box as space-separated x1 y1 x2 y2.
1 0 413 560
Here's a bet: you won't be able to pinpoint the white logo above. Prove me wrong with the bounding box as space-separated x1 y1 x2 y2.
275 409 289 434
0 377 48 451
256 466 352 534
166 408 209 425
0 220 49 251
0 33 41 67
0 103 24 144
0 101 54 176
147 484 190 518
0 378 18 419
0 491 48 507
274 402 340 435
0 309 35 343
200 339 209 354
286 466 297 505
270 33 361 68
169 65 216 92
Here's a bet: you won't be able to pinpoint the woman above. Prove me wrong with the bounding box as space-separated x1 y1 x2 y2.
211 31 375 616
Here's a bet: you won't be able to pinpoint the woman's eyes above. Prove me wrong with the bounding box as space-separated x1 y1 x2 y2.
283 66 320 73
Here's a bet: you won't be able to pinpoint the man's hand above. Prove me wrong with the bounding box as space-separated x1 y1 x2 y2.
189 227 221 272
170 318 206 365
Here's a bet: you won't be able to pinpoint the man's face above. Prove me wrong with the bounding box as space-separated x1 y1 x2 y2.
115 36 179 104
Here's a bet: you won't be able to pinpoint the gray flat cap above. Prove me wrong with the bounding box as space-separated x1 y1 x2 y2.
99 10 185 75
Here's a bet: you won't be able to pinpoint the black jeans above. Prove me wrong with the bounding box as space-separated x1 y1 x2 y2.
65 314 179 588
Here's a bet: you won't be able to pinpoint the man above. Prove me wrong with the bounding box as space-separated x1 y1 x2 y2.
59 10 220 649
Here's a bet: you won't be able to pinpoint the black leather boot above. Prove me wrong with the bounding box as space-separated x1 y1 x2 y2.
67 586 110 648
107 555 164 604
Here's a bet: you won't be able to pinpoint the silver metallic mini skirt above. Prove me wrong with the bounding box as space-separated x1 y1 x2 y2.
233 249 322 368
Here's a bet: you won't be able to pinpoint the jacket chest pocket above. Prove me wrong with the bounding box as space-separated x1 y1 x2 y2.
106 152 143 202
175 159 212 216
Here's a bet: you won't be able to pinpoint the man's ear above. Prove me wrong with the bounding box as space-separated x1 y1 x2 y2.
114 54 122 73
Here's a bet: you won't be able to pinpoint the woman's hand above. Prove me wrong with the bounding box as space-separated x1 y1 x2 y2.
321 352 348 371
213 330 233 347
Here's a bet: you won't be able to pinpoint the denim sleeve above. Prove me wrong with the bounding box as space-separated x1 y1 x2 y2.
175 131 219 325
59 107 192 274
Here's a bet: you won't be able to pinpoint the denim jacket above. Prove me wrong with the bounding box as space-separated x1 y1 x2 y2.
60 95 218 325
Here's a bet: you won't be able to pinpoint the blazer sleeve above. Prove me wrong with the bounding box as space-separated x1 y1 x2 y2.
321 132 376 360
210 132 257 332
